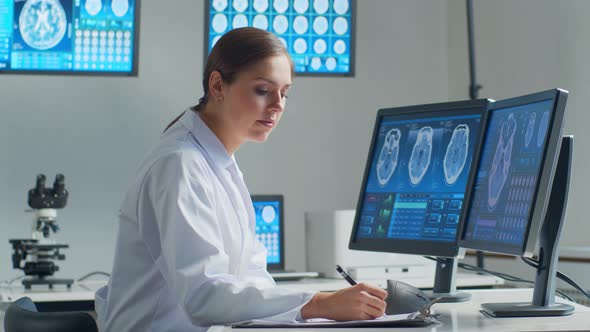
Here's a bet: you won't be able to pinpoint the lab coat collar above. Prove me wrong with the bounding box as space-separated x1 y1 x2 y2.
179 109 233 169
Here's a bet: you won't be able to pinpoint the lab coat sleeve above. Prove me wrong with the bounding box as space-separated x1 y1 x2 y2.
137 151 315 327
245 237 317 322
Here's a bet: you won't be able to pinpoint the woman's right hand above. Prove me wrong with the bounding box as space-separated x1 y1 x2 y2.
300 283 388 321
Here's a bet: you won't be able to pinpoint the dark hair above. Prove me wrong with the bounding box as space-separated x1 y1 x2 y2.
164 27 293 132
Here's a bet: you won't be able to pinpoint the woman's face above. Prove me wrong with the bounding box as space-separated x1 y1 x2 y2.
219 54 292 145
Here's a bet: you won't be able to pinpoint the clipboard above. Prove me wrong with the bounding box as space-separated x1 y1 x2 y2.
232 313 440 329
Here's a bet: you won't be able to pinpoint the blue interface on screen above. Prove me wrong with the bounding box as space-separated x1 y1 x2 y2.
253 200 281 264
0 0 136 73
356 113 482 242
464 99 554 245
208 0 353 74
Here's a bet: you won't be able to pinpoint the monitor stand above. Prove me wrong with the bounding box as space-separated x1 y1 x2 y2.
481 135 575 317
424 257 471 303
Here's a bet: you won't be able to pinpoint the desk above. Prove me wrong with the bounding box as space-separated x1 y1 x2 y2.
1 288 588 331
210 289 590 332
0 280 105 312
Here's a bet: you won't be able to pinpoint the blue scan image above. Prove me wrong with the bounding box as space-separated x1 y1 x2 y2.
111 0 130 17
525 112 536 148
409 126 433 186
488 113 517 209
19 0 67 50
376 128 401 187
84 0 102 16
443 124 470 185
537 110 550 148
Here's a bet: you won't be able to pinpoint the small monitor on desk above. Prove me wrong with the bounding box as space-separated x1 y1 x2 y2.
251 195 318 281
349 99 490 302
459 89 573 317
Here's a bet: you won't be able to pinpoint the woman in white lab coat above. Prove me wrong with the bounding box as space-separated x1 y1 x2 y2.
95 27 387 331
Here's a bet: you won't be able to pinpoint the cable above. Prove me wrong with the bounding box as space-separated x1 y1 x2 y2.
521 257 590 301
77 271 110 282
0 275 25 287
423 256 575 302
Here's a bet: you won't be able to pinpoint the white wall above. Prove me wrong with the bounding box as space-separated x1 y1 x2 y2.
0 0 449 281
447 0 590 248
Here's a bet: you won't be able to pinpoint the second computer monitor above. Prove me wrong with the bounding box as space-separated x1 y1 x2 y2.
349 99 489 257
460 89 568 257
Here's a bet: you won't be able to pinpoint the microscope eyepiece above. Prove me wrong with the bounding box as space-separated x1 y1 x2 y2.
53 174 66 195
35 174 46 195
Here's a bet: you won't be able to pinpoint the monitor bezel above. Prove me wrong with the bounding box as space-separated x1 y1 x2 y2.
349 99 490 258
251 194 285 270
0 0 141 76
203 0 357 77
458 89 568 257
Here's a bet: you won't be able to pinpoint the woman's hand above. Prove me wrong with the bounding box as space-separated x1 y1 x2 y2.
300 283 388 321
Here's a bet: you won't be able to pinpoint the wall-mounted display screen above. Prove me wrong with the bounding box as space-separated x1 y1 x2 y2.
206 0 355 76
0 0 139 75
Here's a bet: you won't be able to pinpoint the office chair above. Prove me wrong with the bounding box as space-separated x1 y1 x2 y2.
4 296 98 332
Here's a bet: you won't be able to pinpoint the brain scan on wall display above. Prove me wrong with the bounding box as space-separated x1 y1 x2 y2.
207 0 355 75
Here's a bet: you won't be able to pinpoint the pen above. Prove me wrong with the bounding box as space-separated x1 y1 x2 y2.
336 264 357 286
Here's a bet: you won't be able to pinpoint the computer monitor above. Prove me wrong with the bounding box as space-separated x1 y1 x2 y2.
0 0 139 74
349 99 490 302
204 0 356 76
459 89 573 317
251 195 284 270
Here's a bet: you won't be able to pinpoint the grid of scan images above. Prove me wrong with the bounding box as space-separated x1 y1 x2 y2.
207 0 354 75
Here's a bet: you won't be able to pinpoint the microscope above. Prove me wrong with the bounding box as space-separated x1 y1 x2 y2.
9 174 74 289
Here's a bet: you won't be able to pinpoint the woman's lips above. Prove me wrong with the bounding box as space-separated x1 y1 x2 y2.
257 120 274 128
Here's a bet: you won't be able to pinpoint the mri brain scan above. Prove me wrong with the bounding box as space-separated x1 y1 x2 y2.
525 112 536 148
443 124 470 185
488 113 517 209
19 0 67 50
85 0 102 16
537 111 550 148
111 0 130 17
376 129 401 187
409 126 433 185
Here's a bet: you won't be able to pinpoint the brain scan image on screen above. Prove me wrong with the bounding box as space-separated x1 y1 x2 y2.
443 124 470 185
409 126 433 185
19 0 67 50
274 0 289 13
262 205 276 223
334 0 349 14
525 112 536 148
313 0 329 14
84 0 102 16
273 15 289 34
294 0 309 13
213 0 229 12
232 14 248 29
293 16 308 34
488 113 517 209
212 14 228 33
376 129 401 187
537 110 550 148
207 0 353 75
111 0 129 17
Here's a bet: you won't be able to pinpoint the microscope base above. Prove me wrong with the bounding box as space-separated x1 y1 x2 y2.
22 277 74 290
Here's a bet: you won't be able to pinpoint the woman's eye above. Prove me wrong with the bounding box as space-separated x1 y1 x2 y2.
255 88 269 96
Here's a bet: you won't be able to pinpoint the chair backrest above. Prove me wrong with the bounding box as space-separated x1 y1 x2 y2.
4 297 98 332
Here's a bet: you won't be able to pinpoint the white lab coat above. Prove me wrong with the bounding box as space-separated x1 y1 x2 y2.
95 109 316 331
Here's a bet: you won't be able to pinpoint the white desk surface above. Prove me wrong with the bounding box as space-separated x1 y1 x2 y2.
0 288 588 332
210 289 590 332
